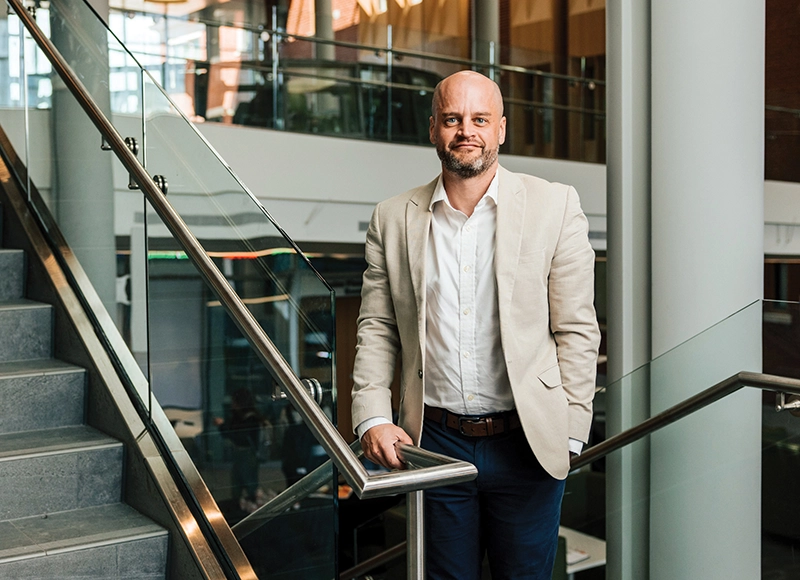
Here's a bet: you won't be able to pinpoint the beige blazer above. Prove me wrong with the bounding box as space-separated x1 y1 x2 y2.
351 166 600 480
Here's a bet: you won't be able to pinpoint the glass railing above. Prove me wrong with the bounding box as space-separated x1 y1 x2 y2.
762 300 800 580
11 0 338 577
546 299 800 579
325 299 800 578
102 8 607 163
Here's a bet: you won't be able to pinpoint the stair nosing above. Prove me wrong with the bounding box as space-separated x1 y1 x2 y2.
0 441 122 462
44 527 168 556
0 427 122 462
0 361 85 379
0 300 51 312
0 512 168 564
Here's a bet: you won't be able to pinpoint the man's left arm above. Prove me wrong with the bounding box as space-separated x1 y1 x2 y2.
548 186 602 445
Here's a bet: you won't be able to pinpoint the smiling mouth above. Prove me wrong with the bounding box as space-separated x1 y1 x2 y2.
451 142 482 151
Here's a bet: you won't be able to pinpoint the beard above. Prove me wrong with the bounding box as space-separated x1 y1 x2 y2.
436 139 499 179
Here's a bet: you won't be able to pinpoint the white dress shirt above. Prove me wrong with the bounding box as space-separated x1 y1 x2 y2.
357 172 583 455
423 172 514 414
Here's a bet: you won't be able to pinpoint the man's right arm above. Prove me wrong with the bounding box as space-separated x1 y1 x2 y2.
351 203 412 469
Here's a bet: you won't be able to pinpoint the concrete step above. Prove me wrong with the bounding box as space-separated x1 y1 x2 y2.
0 426 123 521
0 249 24 300
0 359 86 435
0 503 168 579
0 299 52 363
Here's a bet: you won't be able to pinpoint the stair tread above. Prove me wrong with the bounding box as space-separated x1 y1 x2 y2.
0 503 167 562
0 299 50 311
0 359 83 379
0 426 121 460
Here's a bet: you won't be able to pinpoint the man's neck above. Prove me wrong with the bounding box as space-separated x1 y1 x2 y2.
441 164 498 217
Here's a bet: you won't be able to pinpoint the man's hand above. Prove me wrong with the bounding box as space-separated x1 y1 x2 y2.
361 424 414 470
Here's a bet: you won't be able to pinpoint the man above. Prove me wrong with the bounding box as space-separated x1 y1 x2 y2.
351 70 600 580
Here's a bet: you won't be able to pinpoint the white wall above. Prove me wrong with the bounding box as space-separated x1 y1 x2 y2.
3 108 800 257
197 122 609 248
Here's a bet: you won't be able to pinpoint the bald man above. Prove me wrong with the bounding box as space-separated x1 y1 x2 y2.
352 71 600 579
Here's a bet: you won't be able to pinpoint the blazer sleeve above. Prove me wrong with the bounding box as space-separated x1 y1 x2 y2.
548 186 601 443
351 202 402 430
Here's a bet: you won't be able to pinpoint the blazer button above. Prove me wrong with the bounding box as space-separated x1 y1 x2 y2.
418 369 423 379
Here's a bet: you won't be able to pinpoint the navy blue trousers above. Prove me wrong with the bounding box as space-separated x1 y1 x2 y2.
420 416 565 580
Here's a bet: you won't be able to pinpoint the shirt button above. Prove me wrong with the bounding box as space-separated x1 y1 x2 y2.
463 351 470 359
463 265 471 272
463 308 470 315
465 225 472 232
467 394 474 401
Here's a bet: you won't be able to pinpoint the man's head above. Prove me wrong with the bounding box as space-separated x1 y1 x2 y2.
429 71 506 180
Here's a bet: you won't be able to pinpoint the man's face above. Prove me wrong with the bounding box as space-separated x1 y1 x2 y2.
429 74 507 179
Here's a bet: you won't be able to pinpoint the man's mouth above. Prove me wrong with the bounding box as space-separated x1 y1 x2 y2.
451 142 482 151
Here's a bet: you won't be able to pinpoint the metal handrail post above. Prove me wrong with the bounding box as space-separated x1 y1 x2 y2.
386 24 393 142
488 40 496 83
271 5 281 129
407 490 425 579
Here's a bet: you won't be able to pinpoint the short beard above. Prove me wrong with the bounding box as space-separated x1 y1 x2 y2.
436 142 499 179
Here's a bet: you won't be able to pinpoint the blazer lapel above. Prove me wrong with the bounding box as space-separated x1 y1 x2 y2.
406 178 436 357
495 167 526 320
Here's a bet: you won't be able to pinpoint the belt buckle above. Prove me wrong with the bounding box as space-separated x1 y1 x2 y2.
458 415 485 436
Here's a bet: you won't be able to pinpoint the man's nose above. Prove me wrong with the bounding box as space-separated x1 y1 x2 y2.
458 120 476 138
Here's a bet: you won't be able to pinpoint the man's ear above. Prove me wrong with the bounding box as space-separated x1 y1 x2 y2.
499 116 507 145
429 116 436 145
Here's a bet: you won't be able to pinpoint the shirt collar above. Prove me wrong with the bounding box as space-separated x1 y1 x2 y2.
429 170 500 212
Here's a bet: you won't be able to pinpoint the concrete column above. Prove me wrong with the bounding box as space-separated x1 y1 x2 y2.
314 0 335 61
605 0 651 578
649 1 764 579
49 6 116 315
473 0 499 65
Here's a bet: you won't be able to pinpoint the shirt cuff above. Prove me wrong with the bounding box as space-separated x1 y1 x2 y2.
568 438 584 456
356 416 392 440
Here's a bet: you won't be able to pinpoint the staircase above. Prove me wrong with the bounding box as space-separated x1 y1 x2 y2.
0 207 170 578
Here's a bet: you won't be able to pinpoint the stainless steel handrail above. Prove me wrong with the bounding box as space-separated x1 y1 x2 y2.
571 371 800 470
339 541 407 580
232 439 363 540
231 439 478 539
11 0 476 507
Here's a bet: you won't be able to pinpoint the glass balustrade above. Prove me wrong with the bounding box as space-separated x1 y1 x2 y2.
545 299 800 579
10 0 338 576
102 8 607 162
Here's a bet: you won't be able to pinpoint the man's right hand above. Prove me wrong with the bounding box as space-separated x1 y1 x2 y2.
361 424 414 470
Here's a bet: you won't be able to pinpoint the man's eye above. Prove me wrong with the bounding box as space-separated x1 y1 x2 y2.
445 118 458 124
475 118 487 124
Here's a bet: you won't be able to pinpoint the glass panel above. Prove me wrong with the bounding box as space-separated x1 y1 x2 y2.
557 300 800 578
762 300 800 579
102 8 611 161
15 0 151 407
141 72 337 578
5 12 33 200
12 1 338 574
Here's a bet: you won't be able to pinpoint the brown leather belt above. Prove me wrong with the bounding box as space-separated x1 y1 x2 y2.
424 405 522 437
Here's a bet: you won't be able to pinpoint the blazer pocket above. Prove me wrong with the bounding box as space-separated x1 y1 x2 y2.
538 364 563 389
